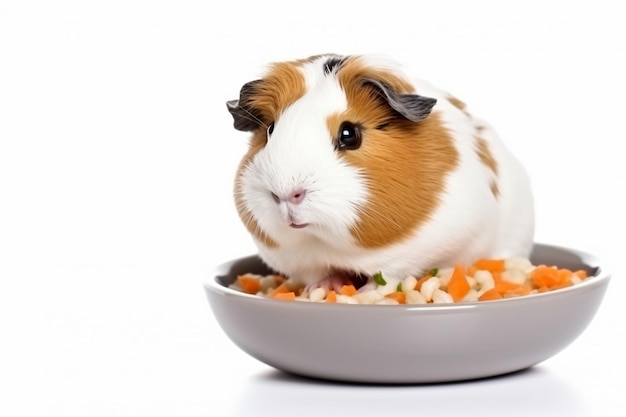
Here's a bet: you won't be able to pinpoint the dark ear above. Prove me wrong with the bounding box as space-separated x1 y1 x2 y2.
226 79 264 131
363 79 437 122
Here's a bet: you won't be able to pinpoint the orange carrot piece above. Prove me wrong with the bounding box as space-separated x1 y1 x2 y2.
532 266 583 290
494 278 532 296
478 288 503 301
549 282 572 292
268 282 290 297
273 292 296 301
236 275 261 294
466 264 478 278
272 275 285 285
385 291 407 304
574 269 588 279
531 266 553 287
474 259 505 273
326 290 337 303
447 264 470 302
531 266 564 288
535 281 570 293
340 285 358 297
557 269 574 286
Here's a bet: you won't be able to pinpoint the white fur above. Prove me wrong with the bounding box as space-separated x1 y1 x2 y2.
237 55 534 284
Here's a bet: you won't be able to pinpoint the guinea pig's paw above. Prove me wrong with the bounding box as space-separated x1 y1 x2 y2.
303 273 343 295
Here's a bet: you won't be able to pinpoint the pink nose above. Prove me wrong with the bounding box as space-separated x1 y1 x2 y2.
288 189 306 204
271 189 307 205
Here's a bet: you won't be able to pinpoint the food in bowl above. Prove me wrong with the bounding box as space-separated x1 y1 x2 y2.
230 256 590 304
205 243 609 383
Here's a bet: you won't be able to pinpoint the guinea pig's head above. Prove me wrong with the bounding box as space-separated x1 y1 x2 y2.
227 54 457 250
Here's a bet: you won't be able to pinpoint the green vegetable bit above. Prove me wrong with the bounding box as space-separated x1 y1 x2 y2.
428 268 439 277
396 282 403 292
373 271 386 286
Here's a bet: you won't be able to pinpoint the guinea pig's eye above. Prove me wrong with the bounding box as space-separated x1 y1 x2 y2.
267 122 275 136
337 122 361 150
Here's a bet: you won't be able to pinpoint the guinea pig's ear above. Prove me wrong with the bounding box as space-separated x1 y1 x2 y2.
226 79 264 131
364 79 437 122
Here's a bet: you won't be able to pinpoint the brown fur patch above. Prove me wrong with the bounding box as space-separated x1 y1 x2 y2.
339 56 415 95
475 136 498 175
475 136 500 198
330 61 459 248
448 95 468 114
247 61 307 126
490 181 500 198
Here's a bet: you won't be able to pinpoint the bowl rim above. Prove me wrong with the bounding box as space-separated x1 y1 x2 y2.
204 242 611 311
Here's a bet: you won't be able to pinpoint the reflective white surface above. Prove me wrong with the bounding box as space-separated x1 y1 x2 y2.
1 0 625 415
234 368 592 417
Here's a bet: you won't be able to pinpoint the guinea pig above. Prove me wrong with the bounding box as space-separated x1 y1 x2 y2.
227 54 534 291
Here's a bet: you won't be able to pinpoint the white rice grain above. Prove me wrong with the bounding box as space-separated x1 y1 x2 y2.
474 270 495 293
432 289 454 304
337 294 359 304
420 277 440 302
405 289 427 304
502 269 527 285
403 275 418 291
309 287 326 302
505 256 533 272
354 290 385 305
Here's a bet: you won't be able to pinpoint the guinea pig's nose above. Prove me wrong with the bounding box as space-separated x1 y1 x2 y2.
288 189 306 205
270 189 307 205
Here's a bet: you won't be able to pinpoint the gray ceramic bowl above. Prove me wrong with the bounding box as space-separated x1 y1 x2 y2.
204 243 610 383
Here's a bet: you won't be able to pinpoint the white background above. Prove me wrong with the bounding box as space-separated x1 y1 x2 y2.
1 0 625 415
